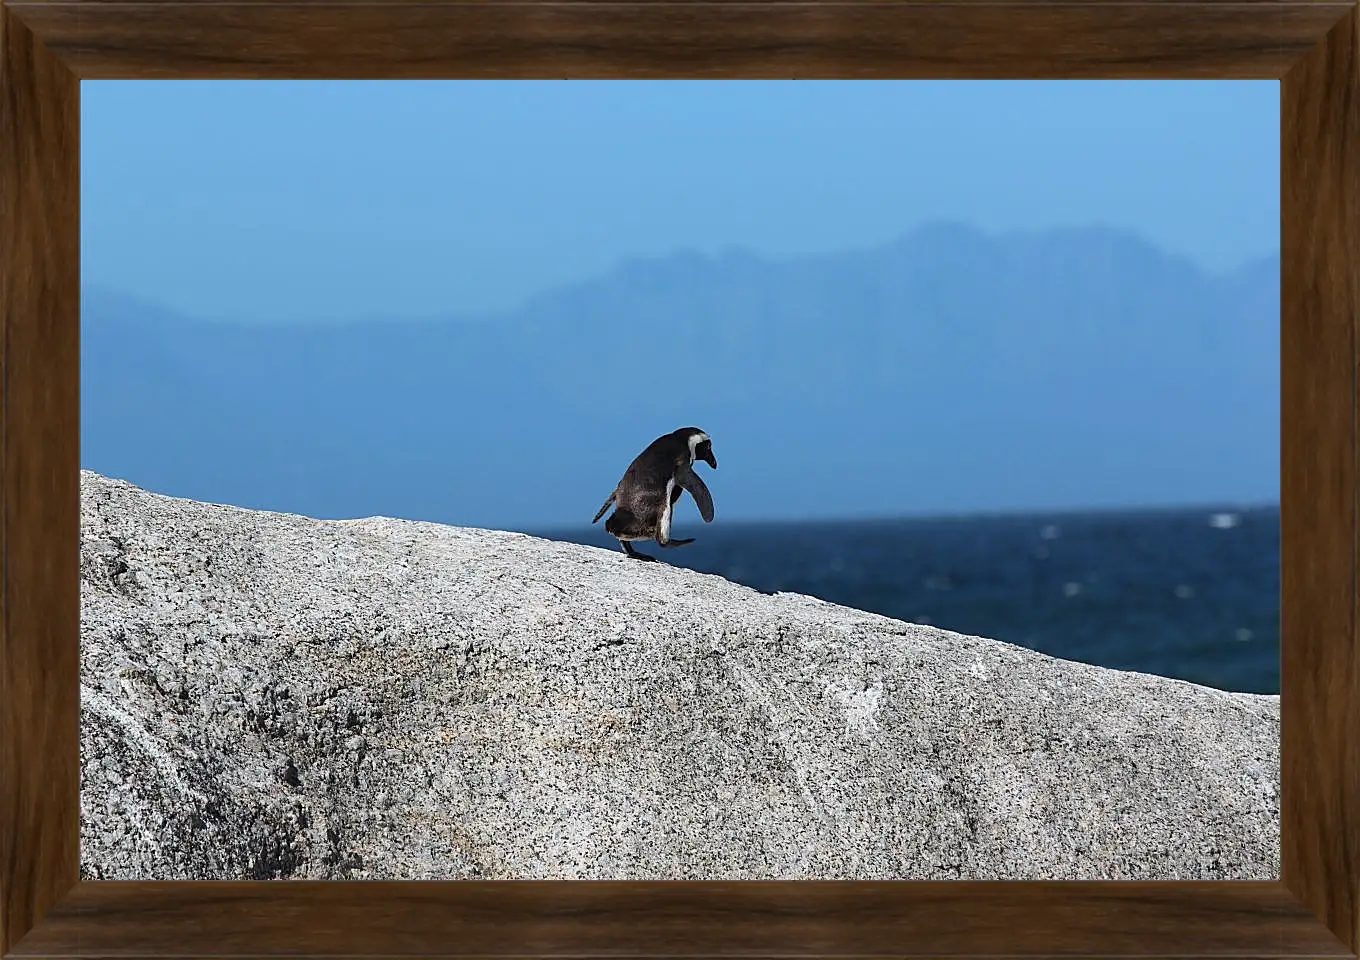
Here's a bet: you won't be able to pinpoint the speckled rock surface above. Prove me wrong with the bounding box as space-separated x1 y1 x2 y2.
79 470 1280 880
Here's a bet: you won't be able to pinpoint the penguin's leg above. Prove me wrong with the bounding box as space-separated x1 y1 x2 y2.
654 482 694 549
622 540 657 562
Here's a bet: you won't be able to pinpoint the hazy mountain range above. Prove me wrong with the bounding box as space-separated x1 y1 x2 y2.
82 221 1279 530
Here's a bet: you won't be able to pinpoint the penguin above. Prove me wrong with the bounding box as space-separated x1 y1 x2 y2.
591 427 717 562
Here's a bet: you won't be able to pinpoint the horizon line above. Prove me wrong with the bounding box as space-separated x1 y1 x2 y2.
523 499 1281 535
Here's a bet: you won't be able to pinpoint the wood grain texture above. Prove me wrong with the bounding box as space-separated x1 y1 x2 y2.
7 881 1355 958
1281 7 1360 954
5 0 1347 6
0 4 80 955
1 0 1358 957
2 0 1348 80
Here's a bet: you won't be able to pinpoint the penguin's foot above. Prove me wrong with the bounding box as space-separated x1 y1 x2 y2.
657 537 695 549
621 541 658 562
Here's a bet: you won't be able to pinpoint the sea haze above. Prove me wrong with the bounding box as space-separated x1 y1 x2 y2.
81 221 1279 531
539 504 1281 696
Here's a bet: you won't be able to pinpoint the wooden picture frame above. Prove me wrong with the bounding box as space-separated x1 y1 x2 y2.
1 2 1355 957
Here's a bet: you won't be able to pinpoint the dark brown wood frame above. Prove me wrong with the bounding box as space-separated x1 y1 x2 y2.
1 2 1355 957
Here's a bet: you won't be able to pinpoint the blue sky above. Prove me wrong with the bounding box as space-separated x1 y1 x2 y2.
81 81 1279 324
79 80 1280 521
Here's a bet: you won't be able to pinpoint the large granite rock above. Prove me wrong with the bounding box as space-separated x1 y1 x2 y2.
79 470 1279 880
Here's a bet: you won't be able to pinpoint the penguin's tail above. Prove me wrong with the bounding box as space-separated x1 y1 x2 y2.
591 492 616 524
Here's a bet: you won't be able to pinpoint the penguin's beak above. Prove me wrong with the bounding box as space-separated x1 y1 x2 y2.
703 450 717 470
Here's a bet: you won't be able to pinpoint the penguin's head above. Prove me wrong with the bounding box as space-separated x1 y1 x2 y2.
681 428 717 470
695 437 717 470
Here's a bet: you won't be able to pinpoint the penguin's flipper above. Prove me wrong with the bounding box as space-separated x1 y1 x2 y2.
591 491 616 524
676 463 715 523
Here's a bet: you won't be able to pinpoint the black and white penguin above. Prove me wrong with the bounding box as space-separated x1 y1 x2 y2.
591 427 717 562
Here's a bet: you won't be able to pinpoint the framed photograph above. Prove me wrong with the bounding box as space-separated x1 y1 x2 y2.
2 2 1356 958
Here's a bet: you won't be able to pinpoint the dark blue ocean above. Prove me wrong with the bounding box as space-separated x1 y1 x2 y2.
535 505 1281 695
